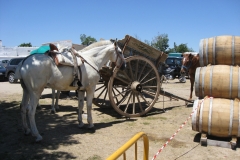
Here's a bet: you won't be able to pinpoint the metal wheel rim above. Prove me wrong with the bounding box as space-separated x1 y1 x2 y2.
9 73 15 83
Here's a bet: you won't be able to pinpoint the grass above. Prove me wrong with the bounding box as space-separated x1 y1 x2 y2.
87 155 102 160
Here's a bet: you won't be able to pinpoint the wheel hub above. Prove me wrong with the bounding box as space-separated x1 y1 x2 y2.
131 81 142 92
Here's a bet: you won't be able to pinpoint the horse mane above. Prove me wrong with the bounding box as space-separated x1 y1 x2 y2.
80 40 112 52
190 54 200 68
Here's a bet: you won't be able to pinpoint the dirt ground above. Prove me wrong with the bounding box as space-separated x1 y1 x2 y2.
0 79 240 160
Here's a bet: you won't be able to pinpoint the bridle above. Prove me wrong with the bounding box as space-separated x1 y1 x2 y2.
113 46 125 69
181 58 192 72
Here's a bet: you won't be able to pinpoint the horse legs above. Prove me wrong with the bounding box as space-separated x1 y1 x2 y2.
86 89 95 129
55 91 60 109
21 88 31 135
28 92 43 142
77 91 85 128
51 89 60 113
189 75 195 100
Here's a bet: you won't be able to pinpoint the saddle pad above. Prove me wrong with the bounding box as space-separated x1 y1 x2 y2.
30 45 50 54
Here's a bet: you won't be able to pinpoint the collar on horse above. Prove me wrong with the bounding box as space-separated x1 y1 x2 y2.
181 60 192 71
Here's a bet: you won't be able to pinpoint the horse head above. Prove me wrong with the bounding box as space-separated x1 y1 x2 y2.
112 41 126 70
181 53 195 73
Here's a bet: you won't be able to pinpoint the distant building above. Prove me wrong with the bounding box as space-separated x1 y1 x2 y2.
0 40 38 60
72 44 87 51
42 40 86 51
0 39 86 60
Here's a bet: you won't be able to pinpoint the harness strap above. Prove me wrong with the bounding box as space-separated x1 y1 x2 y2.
71 48 100 75
70 49 82 88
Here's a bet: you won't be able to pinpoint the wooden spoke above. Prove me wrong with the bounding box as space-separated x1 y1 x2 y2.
127 61 134 80
94 82 111 107
141 77 157 85
139 68 153 83
136 93 144 112
138 61 147 81
135 59 139 80
116 91 130 108
112 87 119 104
132 93 136 114
95 85 107 100
95 84 105 92
141 90 156 98
113 88 130 99
124 92 133 113
139 93 151 106
114 76 131 85
119 70 132 82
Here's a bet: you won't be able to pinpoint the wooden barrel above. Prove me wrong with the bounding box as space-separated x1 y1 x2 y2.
199 35 240 66
195 65 240 99
192 98 240 137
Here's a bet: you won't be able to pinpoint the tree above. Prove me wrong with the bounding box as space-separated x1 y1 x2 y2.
18 43 32 47
151 33 169 52
166 43 194 53
144 40 151 46
80 34 97 45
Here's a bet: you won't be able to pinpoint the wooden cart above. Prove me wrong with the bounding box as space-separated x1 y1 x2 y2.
94 35 168 117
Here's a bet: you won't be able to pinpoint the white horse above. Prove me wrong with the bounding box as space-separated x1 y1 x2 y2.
15 41 126 141
50 41 112 113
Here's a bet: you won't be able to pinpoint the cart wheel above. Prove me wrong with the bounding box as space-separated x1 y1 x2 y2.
93 66 113 107
108 55 161 117
93 80 111 107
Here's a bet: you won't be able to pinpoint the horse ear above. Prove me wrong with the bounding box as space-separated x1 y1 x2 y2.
114 40 117 47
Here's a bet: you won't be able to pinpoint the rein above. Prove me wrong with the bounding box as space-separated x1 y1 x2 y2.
70 43 124 74
113 46 125 69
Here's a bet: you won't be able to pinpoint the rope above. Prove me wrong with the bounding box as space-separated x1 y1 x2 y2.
151 99 205 160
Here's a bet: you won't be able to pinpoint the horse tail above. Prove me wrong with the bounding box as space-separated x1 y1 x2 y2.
14 60 23 80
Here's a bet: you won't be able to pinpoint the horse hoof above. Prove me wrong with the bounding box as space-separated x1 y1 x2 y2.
50 110 56 114
88 127 95 130
35 135 43 142
24 129 31 136
78 123 85 128
87 127 96 133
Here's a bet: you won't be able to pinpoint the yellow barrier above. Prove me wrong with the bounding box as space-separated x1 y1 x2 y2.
106 132 149 160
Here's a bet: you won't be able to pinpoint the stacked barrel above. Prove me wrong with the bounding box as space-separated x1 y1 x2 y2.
192 35 240 138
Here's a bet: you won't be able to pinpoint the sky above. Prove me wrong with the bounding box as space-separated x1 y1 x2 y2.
0 0 239 52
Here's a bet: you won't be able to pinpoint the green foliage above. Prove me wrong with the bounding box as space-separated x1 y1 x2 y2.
18 43 32 47
80 34 97 45
166 42 194 53
151 33 169 52
144 39 151 45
